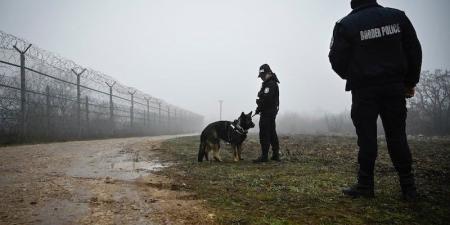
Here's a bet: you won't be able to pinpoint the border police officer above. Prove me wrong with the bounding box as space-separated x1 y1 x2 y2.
253 64 280 163
329 0 422 200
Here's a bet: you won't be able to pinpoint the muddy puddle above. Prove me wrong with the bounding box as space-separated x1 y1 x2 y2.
67 145 171 181
111 161 168 178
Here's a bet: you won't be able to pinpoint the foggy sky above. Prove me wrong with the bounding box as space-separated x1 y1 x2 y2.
1 0 449 123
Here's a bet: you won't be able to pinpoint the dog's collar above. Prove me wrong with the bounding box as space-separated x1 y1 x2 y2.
231 121 247 135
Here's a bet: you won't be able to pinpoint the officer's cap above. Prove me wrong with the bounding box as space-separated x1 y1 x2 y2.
258 64 273 78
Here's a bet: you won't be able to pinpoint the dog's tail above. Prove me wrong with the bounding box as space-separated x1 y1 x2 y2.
198 141 206 162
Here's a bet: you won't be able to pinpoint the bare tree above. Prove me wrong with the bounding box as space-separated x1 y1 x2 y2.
409 70 450 135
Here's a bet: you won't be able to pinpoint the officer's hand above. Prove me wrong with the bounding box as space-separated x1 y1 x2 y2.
405 87 415 98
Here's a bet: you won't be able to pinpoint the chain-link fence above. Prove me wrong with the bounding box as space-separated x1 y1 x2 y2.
0 30 203 144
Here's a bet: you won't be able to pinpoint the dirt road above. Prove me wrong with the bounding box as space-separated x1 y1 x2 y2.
0 135 214 225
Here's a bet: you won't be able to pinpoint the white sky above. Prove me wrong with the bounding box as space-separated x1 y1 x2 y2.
1 0 449 123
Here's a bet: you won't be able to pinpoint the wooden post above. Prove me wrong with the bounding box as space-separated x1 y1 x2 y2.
13 44 32 140
72 68 86 138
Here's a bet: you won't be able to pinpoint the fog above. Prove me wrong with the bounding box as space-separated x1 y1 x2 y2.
1 0 449 124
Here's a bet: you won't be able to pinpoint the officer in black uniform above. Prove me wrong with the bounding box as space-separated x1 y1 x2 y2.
329 0 422 200
253 64 280 163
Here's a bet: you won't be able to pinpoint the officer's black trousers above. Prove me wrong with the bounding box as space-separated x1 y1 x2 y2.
259 114 279 159
351 84 414 187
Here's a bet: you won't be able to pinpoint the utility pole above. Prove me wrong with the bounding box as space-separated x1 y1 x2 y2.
218 100 223 120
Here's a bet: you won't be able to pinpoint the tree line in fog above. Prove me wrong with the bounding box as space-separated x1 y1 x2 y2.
275 70 450 136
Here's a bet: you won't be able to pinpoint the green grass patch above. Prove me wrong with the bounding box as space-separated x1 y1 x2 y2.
155 135 450 225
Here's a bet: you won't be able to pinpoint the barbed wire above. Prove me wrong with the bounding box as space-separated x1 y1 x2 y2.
0 30 202 119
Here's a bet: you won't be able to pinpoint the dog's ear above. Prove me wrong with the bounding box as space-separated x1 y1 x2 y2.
248 111 253 117
241 112 245 117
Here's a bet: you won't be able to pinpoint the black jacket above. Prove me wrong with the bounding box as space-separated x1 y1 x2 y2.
329 3 422 91
256 75 279 116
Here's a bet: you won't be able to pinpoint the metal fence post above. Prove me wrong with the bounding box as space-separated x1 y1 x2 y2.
71 68 86 138
85 96 89 136
13 43 32 140
105 81 116 133
129 91 136 128
158 102 162 126
174 108 177 132
45 85 51 139
180 110 184 133
167 106 170 132
145 98 150 128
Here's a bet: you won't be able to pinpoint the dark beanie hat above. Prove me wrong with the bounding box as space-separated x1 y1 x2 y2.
351 0 377 9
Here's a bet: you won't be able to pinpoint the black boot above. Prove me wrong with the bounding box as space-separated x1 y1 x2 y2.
400 175 417 201
344 169 375 198
271 149 281 161
401 185 418 201
271 155 281 161
254 146 269 163
342 183 375 198
252 156 268 163
271 153 281 162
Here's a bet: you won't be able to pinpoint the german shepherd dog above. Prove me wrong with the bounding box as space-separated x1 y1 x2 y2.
198 112 255 162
